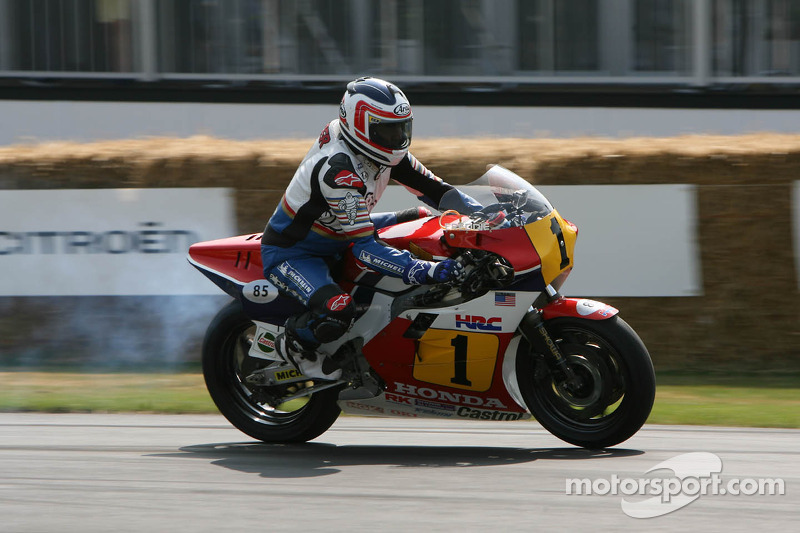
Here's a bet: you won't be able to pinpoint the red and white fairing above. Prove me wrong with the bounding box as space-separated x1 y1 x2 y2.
187 164 622 421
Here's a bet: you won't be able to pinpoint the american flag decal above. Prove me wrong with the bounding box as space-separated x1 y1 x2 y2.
495 292 516 306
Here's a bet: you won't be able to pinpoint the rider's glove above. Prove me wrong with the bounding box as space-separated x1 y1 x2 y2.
395 206 433 224
485 211 507 228
403 259 464 285
470 206 513 230
429 259 465 283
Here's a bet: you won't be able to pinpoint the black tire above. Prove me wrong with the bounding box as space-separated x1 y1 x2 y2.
517 315 655 449
202 299 341 443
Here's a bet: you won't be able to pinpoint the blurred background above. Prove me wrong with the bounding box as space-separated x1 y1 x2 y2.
1 0 799 88
2 0 800 141
0 0 799 374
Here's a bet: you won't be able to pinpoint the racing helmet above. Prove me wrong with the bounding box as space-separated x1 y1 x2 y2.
339 77 413 167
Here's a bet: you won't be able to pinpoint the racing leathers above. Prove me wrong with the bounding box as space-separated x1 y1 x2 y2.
260 119 465 353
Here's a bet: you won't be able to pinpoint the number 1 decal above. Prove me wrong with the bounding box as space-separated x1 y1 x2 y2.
450 335 472 387
413 330 498 391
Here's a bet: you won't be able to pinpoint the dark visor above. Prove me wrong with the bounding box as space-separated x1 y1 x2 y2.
370 119 412 150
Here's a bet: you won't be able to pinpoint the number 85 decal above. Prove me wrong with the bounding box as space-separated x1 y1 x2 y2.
412 329 499 392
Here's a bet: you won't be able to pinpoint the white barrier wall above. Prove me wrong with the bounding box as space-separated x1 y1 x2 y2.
0 188 235 296
542 184 701 297
375 184 702 297
3 100 800 145
0 184 702 297
10 182 800 298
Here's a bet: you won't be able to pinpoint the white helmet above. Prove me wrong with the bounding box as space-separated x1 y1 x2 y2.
339 77 413 167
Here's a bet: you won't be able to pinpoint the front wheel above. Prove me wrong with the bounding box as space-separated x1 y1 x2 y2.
202 299 341 443
517 315 655 448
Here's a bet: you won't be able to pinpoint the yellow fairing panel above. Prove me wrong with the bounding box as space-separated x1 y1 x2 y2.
523 210 577 286
413 329 499 392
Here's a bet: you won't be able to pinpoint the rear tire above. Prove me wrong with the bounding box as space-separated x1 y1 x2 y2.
517 315 655 448
202 299 341 443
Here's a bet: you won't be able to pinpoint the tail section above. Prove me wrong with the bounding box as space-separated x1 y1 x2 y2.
188 233 304 324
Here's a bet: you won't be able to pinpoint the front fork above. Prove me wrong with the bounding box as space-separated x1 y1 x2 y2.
519 286 581 391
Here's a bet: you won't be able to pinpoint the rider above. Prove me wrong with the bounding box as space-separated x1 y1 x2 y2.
261 76 478 380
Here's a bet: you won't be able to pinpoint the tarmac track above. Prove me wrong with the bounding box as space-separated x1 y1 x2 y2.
0 413 797 532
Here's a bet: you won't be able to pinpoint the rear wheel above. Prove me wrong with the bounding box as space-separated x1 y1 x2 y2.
202 299 341 443
517 315 655 448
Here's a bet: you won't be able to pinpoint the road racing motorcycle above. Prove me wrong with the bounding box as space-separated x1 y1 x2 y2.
188 165 655 448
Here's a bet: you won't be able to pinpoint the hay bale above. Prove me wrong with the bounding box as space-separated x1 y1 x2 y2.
1 134 799 370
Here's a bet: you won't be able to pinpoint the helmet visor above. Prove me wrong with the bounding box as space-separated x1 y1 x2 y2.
370 119 412 150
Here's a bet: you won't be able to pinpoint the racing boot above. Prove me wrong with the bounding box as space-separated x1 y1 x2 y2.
275 332 343 381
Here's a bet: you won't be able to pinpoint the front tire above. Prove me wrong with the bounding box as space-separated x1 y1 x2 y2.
517 315 655 448
202 299 341 443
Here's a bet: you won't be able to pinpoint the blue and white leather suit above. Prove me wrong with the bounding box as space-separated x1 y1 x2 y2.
261 119 461 347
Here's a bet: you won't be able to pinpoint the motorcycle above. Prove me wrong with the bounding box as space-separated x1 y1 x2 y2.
188 165 655 448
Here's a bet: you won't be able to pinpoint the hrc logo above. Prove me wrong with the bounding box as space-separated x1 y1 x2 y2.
455 314 502 331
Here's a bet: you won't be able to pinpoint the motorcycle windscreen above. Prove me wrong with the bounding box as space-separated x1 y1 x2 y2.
437 165 554 218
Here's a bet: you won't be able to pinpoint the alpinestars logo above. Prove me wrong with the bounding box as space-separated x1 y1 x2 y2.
333 170 364 189
326 294 352 312
405 261 427 285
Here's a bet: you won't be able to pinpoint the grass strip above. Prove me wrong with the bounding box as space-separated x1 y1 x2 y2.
648 371 800 428
0 372 216 414
0 371 798 428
